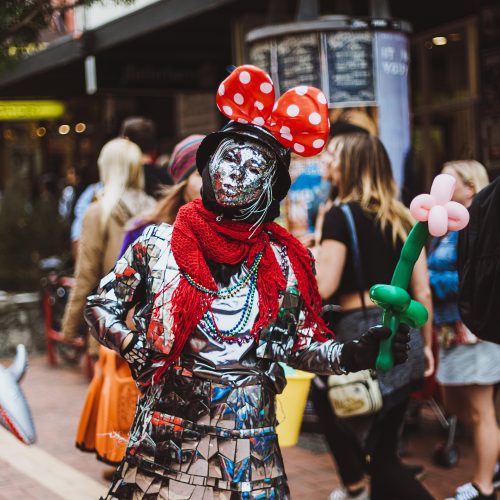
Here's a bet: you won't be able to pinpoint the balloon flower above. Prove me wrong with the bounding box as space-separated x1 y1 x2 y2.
371 174 470 372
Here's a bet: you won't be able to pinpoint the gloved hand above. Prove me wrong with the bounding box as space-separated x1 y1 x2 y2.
340 323 410 373
120 333 164 386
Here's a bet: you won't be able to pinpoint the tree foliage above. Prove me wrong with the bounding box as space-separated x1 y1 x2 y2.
0 0 134 69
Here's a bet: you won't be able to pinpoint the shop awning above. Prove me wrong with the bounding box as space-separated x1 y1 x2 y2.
0 0 238 96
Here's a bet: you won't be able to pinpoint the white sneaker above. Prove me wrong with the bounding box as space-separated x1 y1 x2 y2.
329 487 370 500
444 482 496 500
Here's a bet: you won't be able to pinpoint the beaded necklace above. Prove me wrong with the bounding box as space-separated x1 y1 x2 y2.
182 252 262 299
203 272 257 344
183 252 263 344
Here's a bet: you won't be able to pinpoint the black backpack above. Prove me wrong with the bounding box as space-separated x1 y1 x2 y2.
458 177 500 343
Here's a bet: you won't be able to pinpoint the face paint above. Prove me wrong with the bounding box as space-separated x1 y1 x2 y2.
208 138 276 207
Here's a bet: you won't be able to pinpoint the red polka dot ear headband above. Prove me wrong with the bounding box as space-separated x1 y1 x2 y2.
216 65 330 157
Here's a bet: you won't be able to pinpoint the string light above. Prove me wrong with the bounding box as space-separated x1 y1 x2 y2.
432 36 447 46
58 124 70 135
75 122 86 133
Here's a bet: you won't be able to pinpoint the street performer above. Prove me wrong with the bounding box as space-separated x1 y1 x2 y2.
85 65 411 499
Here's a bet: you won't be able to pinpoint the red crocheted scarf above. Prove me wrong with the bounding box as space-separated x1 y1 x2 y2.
154 199 330 381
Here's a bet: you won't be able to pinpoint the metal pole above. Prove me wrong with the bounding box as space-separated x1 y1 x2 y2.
296 0 320 21
266 0 289 24
370 0 391 18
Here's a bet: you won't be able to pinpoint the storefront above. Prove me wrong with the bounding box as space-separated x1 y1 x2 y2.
0 0 499 202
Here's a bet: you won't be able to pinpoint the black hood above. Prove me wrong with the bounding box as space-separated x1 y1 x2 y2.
196 121 291 202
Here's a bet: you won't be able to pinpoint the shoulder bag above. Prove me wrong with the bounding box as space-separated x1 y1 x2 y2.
327 204 383 418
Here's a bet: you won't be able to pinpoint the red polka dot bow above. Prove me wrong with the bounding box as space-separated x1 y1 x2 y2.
216 65 330 157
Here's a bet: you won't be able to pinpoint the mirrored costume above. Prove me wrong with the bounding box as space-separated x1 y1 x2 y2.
86 223 344 499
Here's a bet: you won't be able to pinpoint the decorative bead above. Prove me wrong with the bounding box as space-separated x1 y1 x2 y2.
182 252 263 299
202 271 258 343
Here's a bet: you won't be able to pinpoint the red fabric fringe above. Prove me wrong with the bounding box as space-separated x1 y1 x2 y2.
153 199 331 382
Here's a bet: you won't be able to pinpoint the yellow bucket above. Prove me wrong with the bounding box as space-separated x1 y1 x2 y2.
276 369 315 447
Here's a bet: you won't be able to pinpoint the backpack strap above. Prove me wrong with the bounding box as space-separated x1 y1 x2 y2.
339 204 367 311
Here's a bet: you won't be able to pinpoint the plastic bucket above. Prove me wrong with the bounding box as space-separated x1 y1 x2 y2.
276 369 315 447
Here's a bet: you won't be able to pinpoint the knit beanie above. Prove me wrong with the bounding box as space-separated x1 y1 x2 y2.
168 134 205 184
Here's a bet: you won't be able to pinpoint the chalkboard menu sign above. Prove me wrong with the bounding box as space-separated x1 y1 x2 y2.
326 31 375 105
277 33 321 94
249 41 272 75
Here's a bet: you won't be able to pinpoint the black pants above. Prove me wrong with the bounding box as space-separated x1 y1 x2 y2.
310 381 435 500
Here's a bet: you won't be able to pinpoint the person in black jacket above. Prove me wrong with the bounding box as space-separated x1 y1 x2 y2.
458 175 500 345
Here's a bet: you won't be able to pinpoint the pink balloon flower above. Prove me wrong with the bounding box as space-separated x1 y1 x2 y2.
409 174 470 237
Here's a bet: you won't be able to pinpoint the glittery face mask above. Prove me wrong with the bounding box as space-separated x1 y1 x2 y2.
208 138 276 208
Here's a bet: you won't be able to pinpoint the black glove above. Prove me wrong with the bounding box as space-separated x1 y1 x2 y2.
340 323 410 373
121 333 163 386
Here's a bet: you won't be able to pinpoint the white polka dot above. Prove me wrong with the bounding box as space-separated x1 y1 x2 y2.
293 143 305 153
222 105 233 116
233 93 244 105
272 102 278 112
252 116 265 126
260 82 273 94
313 139 325 149
295 86 308 95
317 92 327 104
237 118 248 124
309 112 322 125
280 127 292 141
286 104 299 117
218 83 225 96
239 71 251 84
254 100 264 111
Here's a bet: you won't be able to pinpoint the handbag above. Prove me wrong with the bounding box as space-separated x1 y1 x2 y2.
328 370 383 418
327 204 382 418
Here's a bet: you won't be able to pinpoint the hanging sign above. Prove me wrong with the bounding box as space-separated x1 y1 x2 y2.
326 31 375 106
249 40 272 75
276 33 321 94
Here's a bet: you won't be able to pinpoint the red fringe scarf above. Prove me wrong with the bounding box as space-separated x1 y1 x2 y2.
153 199 331 382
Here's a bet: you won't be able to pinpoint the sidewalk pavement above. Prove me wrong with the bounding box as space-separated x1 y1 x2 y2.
0 355 476 500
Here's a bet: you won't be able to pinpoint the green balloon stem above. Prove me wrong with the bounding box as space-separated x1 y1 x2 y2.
376 310 400 371
374 221 430 372
391 222 429 289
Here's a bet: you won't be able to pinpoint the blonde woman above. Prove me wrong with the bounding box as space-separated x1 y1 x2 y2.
62 137 154 467
313 133 434 500
430 162 498 500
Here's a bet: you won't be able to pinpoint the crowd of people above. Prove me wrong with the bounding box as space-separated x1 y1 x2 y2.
50 66 500 500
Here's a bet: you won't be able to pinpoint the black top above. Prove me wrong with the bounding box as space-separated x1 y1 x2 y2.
321 202 403 297
143 163 173 199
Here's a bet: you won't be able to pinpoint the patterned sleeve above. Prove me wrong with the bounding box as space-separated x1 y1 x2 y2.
256 246 345 375
287 333 345 375
256 289 345 375
84 227 153 354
